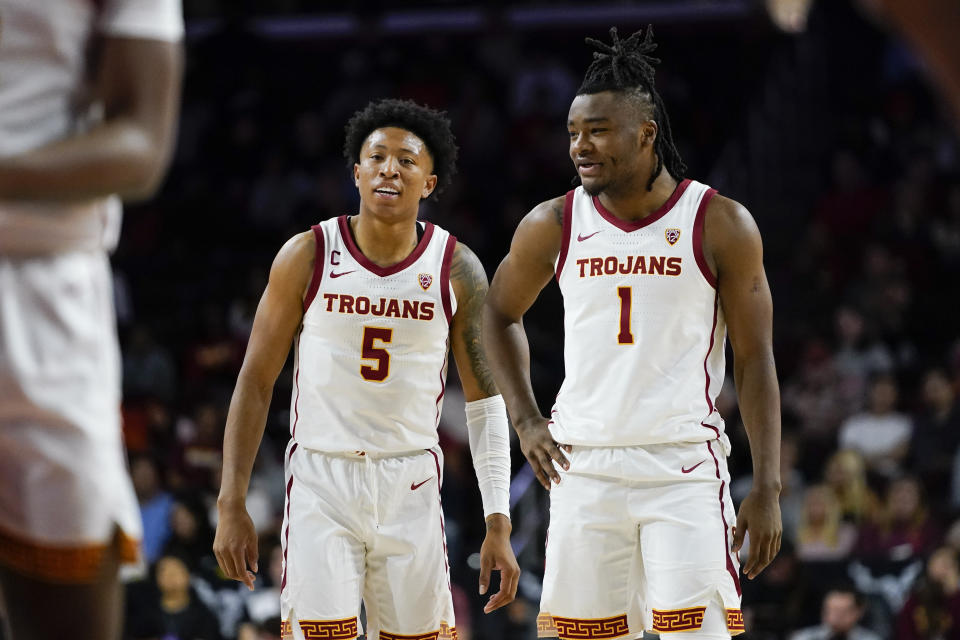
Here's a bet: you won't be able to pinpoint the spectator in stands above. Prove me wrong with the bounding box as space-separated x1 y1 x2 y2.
857 475 941 561
909 367 960 487
796 484 859 561
824 449 879 524
839 374 913 477
132 454 174 565
164 498 218 578
897 546 960 639
790 584 882 640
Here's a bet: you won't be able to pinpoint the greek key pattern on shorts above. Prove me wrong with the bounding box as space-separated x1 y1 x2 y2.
726 609 745 634
651 607 706 633
280 620 293 639
298 618 358 639
537 612 559 637
378 623 458 640
544 613 630 639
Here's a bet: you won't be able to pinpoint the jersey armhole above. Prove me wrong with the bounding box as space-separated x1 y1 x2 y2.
440 234 458 324
303 225 325 312
693 188 718 289
554 190 575 282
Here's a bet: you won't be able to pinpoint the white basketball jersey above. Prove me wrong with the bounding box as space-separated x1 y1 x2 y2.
551 179 730 451
291 216 458 454
0 0 183 255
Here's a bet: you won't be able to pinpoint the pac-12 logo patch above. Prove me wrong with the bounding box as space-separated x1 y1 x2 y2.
418 273 433 290
665 228 681 245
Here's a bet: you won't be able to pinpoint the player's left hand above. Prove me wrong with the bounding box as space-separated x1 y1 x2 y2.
732 487 782 580
479 513 520 613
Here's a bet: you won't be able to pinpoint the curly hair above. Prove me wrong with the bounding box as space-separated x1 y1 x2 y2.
343 98 458 199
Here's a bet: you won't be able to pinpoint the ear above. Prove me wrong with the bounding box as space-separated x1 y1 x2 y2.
421 174 438 199
639 120 658 148
353 164 360 187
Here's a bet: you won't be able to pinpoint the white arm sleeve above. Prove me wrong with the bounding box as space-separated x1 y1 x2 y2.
465 394 512 520
99 0 184 41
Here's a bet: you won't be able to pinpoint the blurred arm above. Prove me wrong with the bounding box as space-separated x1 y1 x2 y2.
0 36 183 201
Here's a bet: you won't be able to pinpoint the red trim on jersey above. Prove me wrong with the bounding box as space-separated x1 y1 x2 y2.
428 448 452 586
555 190 575 282
701 293 721 438
337 215 435 277
280 442 298 594
592 178 691 232
291 335 302 438
707 440 742 597
434 346 449 427
693 188 719 289
440 234 458 324
303 225 326 312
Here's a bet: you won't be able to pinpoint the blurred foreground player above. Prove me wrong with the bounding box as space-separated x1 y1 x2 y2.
0 1 183 639
484 27 782 639
214 99 518 639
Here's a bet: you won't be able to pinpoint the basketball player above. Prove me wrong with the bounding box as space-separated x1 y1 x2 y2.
0 1 183 639
483 27 782 639
214 99 519 640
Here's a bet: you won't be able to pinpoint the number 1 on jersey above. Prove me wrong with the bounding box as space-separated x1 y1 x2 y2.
361 326 393 381
617 286 634 344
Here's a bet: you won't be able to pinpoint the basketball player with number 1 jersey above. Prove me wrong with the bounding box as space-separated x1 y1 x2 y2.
214 99 519 640
484 27 783 639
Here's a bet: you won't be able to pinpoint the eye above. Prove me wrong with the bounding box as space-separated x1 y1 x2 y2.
591 128 608 134
401 158 415 166
370 153 383 161
568 131 578 139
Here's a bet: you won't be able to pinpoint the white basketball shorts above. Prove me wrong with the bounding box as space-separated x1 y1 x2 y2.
538 441 744 639
0 251 141 582
280 442 457 640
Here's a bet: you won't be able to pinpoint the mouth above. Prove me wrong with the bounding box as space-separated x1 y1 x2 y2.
577 161 602 177
373 187 401 200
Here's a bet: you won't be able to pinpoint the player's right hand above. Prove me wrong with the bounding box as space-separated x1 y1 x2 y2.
515 416 571 490
213 501 259 591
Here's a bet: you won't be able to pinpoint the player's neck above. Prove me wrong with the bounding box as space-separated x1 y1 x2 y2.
349 212 420 268
597 171 679 222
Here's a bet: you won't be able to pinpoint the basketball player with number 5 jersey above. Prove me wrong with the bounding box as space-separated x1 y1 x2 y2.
214 99 519 640
484 27 782 639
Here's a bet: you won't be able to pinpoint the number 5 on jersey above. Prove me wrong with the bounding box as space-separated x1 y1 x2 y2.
361 326 393 381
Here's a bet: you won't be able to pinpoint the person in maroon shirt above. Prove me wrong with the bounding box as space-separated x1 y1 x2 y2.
857 476 941 561
897 547 960 639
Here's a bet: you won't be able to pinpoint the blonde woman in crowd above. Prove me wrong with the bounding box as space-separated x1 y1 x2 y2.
796 484 859 561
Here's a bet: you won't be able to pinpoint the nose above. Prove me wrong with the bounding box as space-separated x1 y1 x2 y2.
379 156 400 177
570 132 593 157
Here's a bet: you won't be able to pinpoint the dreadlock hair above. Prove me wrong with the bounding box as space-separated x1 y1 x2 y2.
578 26 687 191
343 98 458 199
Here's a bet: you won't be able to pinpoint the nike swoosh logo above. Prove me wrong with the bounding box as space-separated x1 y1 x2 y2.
329 270 355 278
577 230 601 242
681 460 706 474
410 478 431 490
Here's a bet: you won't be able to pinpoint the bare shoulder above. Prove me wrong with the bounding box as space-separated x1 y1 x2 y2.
704 194 761 244
520 195 567 230
451 241 488 291
270 230 316 291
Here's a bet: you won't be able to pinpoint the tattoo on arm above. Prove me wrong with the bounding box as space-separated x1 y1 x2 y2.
552 199 564 225
451 244 499 397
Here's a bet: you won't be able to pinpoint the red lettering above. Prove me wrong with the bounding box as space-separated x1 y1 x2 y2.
632 256 646 274
402 300 419 319
356 296 370 314
649 256 665 275
338 294 354 314
386 298 401 318
590 258 603 277
604 256 618 274
420 301 435 321
323 293 338 312
371 298 386 316
666 256 682 276
577 258 589 278
618 256 634 274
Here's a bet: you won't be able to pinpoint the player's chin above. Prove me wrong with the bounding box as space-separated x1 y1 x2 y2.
580 177 607 196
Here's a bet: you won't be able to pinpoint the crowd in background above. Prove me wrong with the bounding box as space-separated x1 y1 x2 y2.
101 2 960 639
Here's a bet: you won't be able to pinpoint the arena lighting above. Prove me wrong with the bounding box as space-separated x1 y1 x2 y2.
185 1 752 40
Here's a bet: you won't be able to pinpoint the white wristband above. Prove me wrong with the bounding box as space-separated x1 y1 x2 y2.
464 394 512 520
